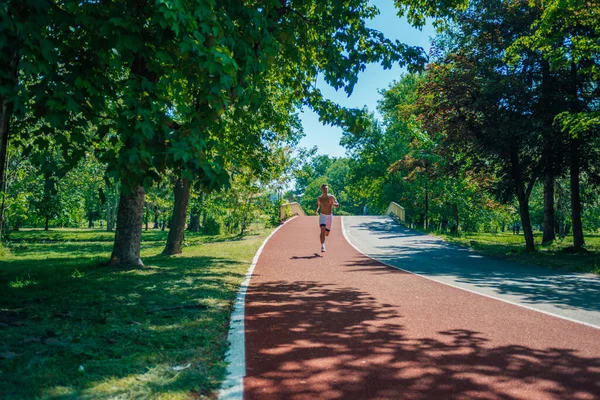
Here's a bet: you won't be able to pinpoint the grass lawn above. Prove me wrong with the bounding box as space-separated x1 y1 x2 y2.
435 231 600 274
0 226 272 399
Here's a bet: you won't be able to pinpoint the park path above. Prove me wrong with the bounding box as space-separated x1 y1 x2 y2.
243 216 600 399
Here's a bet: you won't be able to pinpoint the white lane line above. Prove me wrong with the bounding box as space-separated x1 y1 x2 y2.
341 217 600 331
218 216 299 400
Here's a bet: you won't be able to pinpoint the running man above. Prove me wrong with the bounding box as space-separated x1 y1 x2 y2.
316 184 339 252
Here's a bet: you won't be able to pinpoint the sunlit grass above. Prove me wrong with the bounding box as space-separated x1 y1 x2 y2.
0 225 272 399
435 231 600 274
8 275 39 288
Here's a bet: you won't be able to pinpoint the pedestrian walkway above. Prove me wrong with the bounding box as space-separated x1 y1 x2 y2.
240 216 600 399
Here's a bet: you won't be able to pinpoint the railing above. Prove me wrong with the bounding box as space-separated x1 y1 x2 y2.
280 202 306 221
386 202 406 224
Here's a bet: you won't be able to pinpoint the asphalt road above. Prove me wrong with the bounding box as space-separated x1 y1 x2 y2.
342 216 600 329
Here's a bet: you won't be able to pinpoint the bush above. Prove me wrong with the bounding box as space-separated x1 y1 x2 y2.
0 243 10 258
203 215 221 235
266 202 281 228
336 210 352 216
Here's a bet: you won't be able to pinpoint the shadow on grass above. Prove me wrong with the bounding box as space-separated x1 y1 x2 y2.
8 229 167 243
346 218 600 314
7 229 249 245
0 248 247 398
244 280 600 400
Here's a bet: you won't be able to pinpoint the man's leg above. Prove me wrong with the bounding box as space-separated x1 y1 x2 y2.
324 215 332 237
320 226 326 244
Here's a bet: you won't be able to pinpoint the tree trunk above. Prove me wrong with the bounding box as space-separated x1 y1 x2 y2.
542 172 556 243
0 50 20 240
109 49 156 266
451 203 459 234
45 215 49 231
109 183 145 267
424 185 429 230
516 192 535 252
163 178 191 255
568 61 585 250
153 207 159 229
240 196 253 236
555 179 566 238
569 136 585 250
558 219 565 238
0 154 7 241
510 148 535 252
0 46 19 210
189 212 200 232
188 192 202 232
106 205 112 231
144 205 149 231
106 182 118 232
107 206 115 231
88 212 94 228
539 60 558 245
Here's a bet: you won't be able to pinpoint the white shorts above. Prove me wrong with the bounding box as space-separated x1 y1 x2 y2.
319 214 333 231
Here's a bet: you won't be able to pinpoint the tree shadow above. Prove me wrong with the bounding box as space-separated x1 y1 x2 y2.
244 280 600 399
0 250 246 398
346 218 600 314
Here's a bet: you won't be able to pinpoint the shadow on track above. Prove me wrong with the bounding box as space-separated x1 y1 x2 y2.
245 280 600 399
291 253 323 260
347 218 600 314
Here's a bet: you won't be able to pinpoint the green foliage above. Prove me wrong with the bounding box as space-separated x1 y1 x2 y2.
203 215 221 236
293 149 337 196
300 176 332 215
3 0 467 266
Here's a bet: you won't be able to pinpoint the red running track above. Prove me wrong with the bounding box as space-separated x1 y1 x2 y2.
244 216 600 400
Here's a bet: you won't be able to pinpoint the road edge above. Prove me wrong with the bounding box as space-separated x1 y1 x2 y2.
341 216 600 331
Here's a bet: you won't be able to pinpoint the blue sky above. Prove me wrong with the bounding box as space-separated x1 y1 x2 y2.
296 0 435 158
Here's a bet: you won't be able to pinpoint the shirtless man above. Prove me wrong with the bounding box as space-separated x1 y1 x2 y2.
316 184 339 252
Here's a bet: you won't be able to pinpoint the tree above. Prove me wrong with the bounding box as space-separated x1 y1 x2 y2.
1 0 111 237
4 0 470 263
162 80 302 254
341 114 407 214
300 177 334 214
162 177 191 255
418 1 551 251
293 149 337 197
80 0 436 265
187 190 203 233
510 0 600 250
323 159 350 209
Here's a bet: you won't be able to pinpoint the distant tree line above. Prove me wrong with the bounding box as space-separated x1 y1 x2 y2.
293 0 600 252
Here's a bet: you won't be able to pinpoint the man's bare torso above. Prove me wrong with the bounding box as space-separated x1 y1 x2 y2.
318 195 335 215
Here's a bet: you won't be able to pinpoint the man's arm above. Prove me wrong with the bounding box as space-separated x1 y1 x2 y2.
333 196 339 208
315 197 320 214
